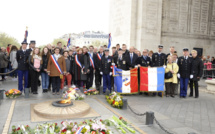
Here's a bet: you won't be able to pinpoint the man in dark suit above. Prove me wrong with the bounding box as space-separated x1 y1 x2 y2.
94 46 104 91
100 48 113 93
177 48 192 98
166 46 175 64
16 41 30 92
129 46 138 67
114 48 131 70
86 45 97 89
136 49 151 67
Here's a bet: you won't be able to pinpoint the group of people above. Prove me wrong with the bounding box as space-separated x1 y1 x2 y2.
0 40 207 98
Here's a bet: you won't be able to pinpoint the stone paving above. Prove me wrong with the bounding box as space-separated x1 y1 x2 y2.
0 78 215 134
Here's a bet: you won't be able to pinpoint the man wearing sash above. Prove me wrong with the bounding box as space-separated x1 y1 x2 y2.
86 45 96 89
95 46 104 91
47 47 66 95
101 48 113 93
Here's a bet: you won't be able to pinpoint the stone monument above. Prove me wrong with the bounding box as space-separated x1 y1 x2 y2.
109 0 215 56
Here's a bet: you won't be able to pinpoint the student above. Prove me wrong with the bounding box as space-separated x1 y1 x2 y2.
61 51 72 89
41 47 50 93
28 47 42 94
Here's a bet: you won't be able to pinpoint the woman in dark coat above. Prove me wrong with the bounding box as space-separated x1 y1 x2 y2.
73 48 88 92
189 50 203 98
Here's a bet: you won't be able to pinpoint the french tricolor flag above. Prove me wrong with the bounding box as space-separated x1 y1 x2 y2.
140 67 165 92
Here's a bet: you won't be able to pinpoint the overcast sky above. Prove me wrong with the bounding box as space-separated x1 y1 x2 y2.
0 0 109 46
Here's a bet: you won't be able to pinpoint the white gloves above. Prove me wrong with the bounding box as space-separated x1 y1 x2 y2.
163 65 166 69
111 63 115 66
177 74 180 79
135 65 138 68
100 72 103 75
110 72 112 76
190 75 193 79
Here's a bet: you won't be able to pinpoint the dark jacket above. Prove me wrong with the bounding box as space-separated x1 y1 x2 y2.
94 52 104 71
101 55 113 74
128 52 138 67
136 56 151 67
190 57 203 81
123 49 130 57
0 52 8 68
177 56 192 78
114 55 131 70
73 54 88 81
68 55 74 74
152 52 166 67
41 55 49 72
16 50 30 70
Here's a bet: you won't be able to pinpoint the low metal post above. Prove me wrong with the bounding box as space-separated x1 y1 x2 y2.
122 98 127 109
0 89 5 104
99 87 103 95
25 88 29 98
146 111 154 125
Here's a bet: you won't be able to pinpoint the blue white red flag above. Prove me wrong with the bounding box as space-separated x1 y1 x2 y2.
67 37 71 48
108 33 112 49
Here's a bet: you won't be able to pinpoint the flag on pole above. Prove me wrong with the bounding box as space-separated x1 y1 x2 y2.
24 27 28 42
139 67 165 92
108 33 112 49
113 66 138 94
67 35 71 48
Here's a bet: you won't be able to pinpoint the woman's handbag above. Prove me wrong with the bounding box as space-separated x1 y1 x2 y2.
165 64 173 79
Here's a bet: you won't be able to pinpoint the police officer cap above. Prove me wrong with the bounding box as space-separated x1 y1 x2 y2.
183 48 189 51
21 41 28 45
158 45 163 48
118 48 122 51
104 48 109 52
29 40 36 44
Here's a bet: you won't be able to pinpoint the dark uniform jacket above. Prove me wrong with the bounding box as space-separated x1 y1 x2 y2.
123 49 130 57
190 57 203 81
128 52 138 67
114 55 131 70
136 56 151 67
68 55 74 74
101 56 113 74
177 56 192 78
16 50 30 70
152 52 166 67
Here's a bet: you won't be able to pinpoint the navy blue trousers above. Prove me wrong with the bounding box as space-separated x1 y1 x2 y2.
180 78 189 97
103 74 111 92
17 70 29 92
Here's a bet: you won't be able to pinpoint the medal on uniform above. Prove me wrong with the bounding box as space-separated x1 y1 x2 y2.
181 59 183 64
123 61 126 64
108 59 111 63
147 61 149 64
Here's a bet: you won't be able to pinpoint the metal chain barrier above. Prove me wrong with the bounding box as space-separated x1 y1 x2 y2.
128 103 174 134
154 116 174 134
127 104 146 116
0 68 17 75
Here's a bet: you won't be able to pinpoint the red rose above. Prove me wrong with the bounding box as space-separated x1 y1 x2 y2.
100 119 103 122
17 127 20 130
91 131 96 134
101 131 105 134
61 121 64 124
112 100 115 104
55 123 57 126
62 128 67 132
119 117 122 120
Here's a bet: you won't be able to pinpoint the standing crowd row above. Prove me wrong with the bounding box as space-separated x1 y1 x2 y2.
0 41 208 98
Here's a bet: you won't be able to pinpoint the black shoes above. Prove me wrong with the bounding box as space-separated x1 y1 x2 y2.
33 92 38 94
189 95 193 97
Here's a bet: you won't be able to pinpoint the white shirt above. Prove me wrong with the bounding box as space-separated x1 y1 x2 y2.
54 54 60 61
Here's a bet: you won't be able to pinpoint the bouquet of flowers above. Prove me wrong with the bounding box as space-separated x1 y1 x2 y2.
11 119 113 134
106 92 123 109
62 87 85 101
5 89 21 98
84 87 99 95
104 116 135 134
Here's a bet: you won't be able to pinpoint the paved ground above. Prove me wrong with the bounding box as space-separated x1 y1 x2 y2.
0 78 215 134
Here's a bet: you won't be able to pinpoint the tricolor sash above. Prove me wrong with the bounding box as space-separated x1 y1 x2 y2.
50 55 63 74
75 55 83 68
88 53 95 69
97 53 102 60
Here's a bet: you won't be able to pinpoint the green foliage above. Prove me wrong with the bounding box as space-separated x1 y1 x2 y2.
0 32 20 48
52 38 67 46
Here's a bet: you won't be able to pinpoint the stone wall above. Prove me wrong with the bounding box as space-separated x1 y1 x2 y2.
109 0 215 56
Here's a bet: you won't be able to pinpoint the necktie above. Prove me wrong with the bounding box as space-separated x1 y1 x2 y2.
130 54 133 64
